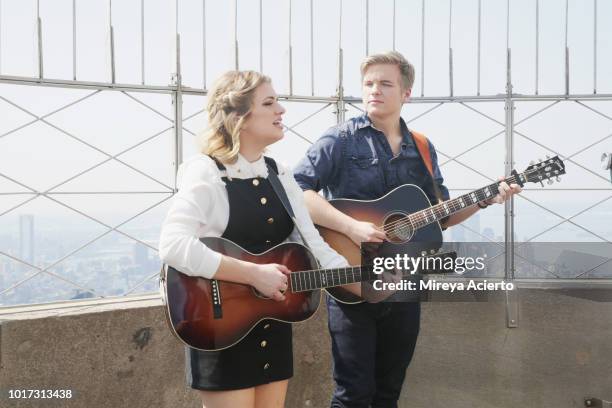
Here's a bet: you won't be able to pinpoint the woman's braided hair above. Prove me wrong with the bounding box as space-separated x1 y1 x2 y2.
202 70 270 163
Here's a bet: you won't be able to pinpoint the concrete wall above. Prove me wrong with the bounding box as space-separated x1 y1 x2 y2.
1 289 611 408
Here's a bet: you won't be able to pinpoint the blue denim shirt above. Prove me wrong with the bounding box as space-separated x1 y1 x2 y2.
293 114 450 205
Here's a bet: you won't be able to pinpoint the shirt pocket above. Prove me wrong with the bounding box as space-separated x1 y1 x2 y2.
351 155 378 168
345 155 382 198
396 157 426 185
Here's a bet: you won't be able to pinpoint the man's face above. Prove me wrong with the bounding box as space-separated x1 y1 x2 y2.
361 63 411 120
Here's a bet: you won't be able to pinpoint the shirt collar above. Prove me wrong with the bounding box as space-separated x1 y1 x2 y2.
355 114 374 130
357 113 416 150
225 153 268 179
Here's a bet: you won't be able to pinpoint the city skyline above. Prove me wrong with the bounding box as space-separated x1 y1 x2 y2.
2 203 611 306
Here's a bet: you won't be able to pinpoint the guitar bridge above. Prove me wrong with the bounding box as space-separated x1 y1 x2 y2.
211 279 223 319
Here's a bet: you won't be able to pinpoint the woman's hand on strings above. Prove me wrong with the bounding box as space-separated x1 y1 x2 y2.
252 263 291 301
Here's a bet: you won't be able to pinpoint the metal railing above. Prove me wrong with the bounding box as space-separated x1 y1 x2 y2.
0 0 610 325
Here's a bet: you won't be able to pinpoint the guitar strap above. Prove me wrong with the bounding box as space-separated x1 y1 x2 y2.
264 157 314 253
411 130 444 205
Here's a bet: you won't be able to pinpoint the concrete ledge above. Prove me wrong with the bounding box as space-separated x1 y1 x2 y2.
1 290 611 408
0 294 162 322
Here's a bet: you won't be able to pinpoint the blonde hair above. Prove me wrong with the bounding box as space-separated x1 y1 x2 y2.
202 70 270 163
360 51 415 91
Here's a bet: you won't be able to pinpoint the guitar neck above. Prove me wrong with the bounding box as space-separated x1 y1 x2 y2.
290 265 366 293
406 172 525 231
290 260 439 293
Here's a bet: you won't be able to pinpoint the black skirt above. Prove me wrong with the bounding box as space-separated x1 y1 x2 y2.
186 319 293 391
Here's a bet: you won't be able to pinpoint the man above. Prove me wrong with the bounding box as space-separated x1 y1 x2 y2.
293 51 521 407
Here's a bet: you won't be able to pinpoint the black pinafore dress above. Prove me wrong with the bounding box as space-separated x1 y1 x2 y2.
185 156 295 391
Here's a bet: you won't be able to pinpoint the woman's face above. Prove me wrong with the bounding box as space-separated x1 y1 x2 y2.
240 82 286 149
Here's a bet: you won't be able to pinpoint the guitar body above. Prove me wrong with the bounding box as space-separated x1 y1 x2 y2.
318 184 443 304
162 237 320 351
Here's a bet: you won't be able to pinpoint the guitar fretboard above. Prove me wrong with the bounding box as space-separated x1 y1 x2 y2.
290 265 372 293
400 172 526 234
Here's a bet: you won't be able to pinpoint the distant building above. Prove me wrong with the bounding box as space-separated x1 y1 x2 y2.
451 225 466 242
482 227 495 241
464 212 481 242
19 215 35 270
71 289 95 300
555 249 611 278
133 243 149 267
452 212 481 242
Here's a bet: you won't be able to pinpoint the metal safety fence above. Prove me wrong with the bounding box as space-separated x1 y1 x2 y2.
0 0 611 325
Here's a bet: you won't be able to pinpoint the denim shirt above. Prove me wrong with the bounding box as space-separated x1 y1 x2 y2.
293 114 450 206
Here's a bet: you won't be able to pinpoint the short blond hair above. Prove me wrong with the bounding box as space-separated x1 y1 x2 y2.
360 51 415 91
202 70 270 163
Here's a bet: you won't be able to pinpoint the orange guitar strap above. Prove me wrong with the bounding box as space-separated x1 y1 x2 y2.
411 130 433 177
411 130 444 204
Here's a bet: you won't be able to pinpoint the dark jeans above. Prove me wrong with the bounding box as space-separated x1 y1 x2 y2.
327 296 421 408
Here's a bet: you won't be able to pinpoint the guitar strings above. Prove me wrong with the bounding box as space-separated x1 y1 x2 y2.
289 265 364 292
382 164 557 234
380 174 518 235
379 166 549 236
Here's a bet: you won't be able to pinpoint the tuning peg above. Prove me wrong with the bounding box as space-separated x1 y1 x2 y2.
539 158 543 162
556 176 561 182
529 160 535 166
547 179 553 185
546 155 551 159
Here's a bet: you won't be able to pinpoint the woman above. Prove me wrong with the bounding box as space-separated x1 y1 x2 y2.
159 71 348 408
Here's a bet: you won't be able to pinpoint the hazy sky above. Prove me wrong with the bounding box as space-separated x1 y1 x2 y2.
0 0 611 244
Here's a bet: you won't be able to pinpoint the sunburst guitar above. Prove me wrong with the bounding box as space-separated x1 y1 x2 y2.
162 237 390 351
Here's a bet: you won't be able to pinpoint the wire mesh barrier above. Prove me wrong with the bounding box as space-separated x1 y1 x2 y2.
0 0 611 308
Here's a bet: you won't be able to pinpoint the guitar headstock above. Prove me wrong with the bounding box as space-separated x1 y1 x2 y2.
522 156 566 186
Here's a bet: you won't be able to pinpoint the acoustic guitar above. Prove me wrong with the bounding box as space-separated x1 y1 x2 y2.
317 156 566 304
161 236 410 351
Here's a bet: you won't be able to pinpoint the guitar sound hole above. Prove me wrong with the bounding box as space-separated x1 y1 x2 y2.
252 288 269 299
383 212 414 243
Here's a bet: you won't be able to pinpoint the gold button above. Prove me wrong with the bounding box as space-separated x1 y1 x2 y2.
265 240 271 243
263 363 270 370
267 217 274 224
263 323 270 329
260 340 267 348
252 179 260 186
260 197 267 205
